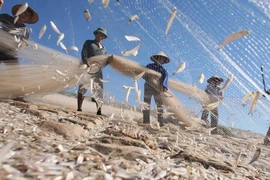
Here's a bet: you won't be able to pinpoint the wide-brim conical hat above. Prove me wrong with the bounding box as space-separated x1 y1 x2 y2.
150 51 170 64
207 75 224 83
12 4 39 24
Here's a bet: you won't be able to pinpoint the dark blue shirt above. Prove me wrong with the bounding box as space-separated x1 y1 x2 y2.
146 63 169 90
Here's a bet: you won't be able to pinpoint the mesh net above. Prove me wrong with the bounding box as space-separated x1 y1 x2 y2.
0 0 270 134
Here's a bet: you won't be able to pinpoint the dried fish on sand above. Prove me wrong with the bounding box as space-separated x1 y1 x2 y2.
248 147 261 165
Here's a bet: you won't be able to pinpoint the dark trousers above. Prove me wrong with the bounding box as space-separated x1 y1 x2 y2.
143 83 164 126
201 108 218 131
264 126 270 145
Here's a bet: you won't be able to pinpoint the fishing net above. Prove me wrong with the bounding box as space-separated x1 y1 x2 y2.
0 0 270 134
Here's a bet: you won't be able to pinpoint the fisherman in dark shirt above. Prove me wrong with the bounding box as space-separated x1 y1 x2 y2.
0 4 39 63
143 51 170 126
77 28 107 115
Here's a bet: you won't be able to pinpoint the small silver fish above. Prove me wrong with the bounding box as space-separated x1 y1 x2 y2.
198 73 204 84
84 9 91 21
128 15 139 23
39 25 47 39
57 33 65 45
121 44 142 56
220 74 233 92
125 35 141 41
235 149 242 167
248 91 260 115
205 101 220 111
59 42 68 53
108 113 114 121
248 147 261 165
48 34 51 39
242 92 254 106
67 46 79 52
172 61 186 75
217 30 251 50
50 21 61 35
15 2 28 16
165 7 177 36
123 85 135 103
102 0 110 7
14 15 19 24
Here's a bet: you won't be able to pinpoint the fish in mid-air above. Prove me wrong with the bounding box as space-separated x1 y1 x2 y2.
121 44 142 56
198 73 204 84
165 7 177 36
102 0 110 7
220 74 233 92
84 9 91 21
128 15 139 23
14 2 28 16
172 61 186 75
217 30 251 50
125 35 141 42
39 25 47 39
50 21 61 35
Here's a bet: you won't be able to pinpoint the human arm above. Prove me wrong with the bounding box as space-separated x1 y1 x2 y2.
81 40 96 65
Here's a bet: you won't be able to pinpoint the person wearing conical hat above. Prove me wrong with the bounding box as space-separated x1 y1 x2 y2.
0 4 39 62
77 27 107 115
143 51 170 126
201 75 224 134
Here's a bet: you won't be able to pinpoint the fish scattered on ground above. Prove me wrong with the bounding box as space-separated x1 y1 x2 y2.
248 147 261 165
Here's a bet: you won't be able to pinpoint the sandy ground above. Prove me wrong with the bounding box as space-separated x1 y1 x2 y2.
27 93 143 119
0 93 269 180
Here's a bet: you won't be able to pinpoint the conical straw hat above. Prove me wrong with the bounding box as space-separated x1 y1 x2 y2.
150 51 170 64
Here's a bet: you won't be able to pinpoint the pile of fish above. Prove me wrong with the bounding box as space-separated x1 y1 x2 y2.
0 99 269 179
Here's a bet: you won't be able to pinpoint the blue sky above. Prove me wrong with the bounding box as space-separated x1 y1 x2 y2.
2 0 270 134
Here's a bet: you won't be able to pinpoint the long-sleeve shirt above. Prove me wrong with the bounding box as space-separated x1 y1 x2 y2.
205 84 223 102
81 40 106 64
145 63 168 90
